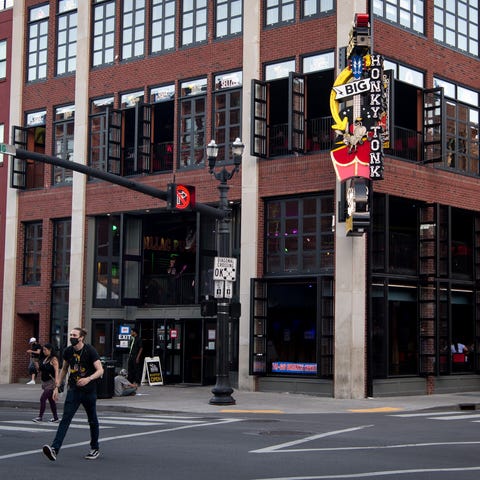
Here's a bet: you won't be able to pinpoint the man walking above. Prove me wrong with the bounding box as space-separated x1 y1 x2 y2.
127 327 143 385
42 327 104 462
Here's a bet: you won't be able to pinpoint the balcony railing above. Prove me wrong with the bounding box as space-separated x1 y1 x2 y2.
386 126 422 162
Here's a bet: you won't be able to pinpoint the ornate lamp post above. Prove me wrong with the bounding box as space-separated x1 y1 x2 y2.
206 138 244 405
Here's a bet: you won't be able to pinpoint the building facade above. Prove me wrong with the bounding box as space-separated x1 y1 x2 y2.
0 0 479 398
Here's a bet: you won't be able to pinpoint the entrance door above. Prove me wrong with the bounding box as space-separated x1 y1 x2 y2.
184 319 202 384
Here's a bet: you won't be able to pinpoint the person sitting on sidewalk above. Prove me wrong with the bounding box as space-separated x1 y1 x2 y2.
114 369 137 397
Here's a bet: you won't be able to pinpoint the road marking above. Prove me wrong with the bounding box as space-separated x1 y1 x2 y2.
251 426 373 453
221 409 284 414
0 417 242 461
100 415 205 424
1 420 110 430
252 465 480 479
348 407 403 413
390 411 467 417
429 414 480 420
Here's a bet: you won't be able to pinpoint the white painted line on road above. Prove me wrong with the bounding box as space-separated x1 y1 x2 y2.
252 465 480 479
250 426 374 454
100 415 205 424
0 426 53 433
252 440 480 454
428 414 480 420
0 417 243 461
2 420 112 430
96 419 166 426
390 411 464 417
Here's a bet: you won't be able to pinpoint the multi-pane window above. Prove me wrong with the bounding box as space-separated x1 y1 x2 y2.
265 195 334 275
57 0 77 76
53 219 71 284
302 0 334 18
213 71 242 162
179 78 206 167
122 0 146 59
94 215 121 306
0 1 14 10
0 124 4 166
434 77 479 175
265 0 295 26
372 0 424 35
53 105 75 184
0 39 6 79
24 222 43 285
433 0 479 56
92 0 115 67
27 4 49 82
151 0 176 53
215 0 242 38
89 96 114 172
181 0 207 46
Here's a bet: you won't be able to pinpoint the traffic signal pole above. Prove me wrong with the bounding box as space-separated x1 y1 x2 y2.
9 147 225 219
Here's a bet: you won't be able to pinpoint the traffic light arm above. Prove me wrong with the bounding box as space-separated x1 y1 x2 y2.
11 147 225 219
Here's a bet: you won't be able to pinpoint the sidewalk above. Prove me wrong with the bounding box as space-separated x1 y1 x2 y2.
0 382 479 414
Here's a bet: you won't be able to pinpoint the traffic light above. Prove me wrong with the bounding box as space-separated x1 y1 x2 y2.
345 177 370 236
167 183 196 211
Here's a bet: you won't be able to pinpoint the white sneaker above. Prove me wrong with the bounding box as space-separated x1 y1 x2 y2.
26 380 35 385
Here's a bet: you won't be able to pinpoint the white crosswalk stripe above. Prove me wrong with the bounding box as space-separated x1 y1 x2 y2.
0 414 219 434
390 410 480 423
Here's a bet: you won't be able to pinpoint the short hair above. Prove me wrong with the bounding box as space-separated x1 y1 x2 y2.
131 327 138 334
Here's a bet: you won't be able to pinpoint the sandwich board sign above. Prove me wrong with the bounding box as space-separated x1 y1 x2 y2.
141 356 163 386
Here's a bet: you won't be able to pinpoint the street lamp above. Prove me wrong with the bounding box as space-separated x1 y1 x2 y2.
206 138 244 405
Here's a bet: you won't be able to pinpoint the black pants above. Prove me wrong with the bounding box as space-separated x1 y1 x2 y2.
128 355 141 384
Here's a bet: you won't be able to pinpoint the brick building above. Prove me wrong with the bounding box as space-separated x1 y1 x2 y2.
0 0 479 398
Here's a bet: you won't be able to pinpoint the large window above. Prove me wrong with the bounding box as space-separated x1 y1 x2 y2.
0 39 6 79
27 4 49 82
373 0 424 34
302 0 334 18
94 215 121 306
213 71 242 163
179 78 206 167
265 195 334 275
215 0 242 38
92 0 115 67
151 0 176 53
265 0 294 26
122 0 145 59
181 0 207 46
24 222 43 285
252 53 335 158
51 219 71 351
89 96 114 172
435 77 479 175
57 0 77 76
53 105 75 185
433 0 479 56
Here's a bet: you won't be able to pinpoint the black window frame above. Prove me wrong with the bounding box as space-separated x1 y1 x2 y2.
151 0 176 53
56 0 78 76
92 0 116 67
27 3 50 82
23 221 43 285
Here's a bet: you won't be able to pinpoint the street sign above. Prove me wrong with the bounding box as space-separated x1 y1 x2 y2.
0 143 16 156
224 280 233 299
213 257 237 281
175 184 195 210
214 280 225 298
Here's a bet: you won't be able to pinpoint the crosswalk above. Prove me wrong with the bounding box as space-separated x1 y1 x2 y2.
390 410 480 424
0 413 211 434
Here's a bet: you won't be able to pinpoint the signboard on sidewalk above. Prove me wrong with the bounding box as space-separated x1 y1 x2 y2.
141 356 163 386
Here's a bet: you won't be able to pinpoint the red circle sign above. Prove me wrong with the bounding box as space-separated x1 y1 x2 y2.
175 185 191 210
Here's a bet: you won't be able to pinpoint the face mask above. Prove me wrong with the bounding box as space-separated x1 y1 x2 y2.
70 337 80 346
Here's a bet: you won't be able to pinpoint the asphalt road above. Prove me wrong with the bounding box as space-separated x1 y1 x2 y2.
0 406 479 479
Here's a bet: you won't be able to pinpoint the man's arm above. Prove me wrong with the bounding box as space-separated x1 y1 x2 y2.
53 360 69 400
76 358 104 387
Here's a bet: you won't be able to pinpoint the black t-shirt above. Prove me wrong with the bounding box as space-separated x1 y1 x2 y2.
63 344 101 392
31 343 41 359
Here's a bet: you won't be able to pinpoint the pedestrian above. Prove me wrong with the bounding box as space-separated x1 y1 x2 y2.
127 327 143 385
27 337 42 384
42 327 104 462
32 343 60 423
114 369 137 396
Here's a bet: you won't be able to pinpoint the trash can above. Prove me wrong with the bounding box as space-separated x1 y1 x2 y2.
97 360 116 399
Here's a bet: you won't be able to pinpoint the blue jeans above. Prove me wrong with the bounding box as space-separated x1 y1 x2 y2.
52 387 99 452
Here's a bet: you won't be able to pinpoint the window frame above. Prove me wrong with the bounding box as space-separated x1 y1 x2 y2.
215 0 243 38
122 0 146 60
151 0 176 54
27 4 50 82
265 0 295 27
0 39 7 79
53 105 75 185
372 0 425 35
23 221 43 285
56 0 78 76
92 0 116 67
181 0 208 46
